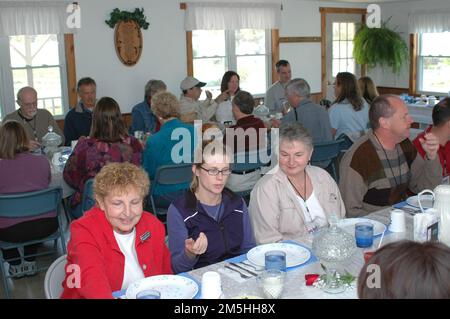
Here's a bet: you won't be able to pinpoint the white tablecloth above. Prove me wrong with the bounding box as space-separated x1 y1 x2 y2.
187 207 412 299
49 164 74 199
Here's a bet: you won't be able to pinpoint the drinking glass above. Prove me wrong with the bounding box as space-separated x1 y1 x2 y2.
136 289 161 299
355 222 374 248
257 269 285 299
265 250 286 272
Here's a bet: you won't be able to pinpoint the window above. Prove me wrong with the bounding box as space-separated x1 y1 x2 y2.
0 34 68 120
331 22 356 77
418 32 450 94
191 29 270 98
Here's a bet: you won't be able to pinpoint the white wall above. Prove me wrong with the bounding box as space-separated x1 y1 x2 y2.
369 0 450 89
73 0 450 113
74 0 185 113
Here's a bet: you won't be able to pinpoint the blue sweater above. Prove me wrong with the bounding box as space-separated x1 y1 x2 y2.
63 102 92 146
129 99 158 135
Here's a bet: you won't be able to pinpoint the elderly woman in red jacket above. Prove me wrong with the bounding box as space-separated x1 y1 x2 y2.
61 162 172 299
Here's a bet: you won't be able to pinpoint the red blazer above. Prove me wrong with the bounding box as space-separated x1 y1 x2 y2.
60 207 172 299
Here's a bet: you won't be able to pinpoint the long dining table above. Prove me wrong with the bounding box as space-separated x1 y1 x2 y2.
114 205 413 299
183 206 412 299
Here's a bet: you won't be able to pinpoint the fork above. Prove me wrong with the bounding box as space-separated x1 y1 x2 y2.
240 261 263 271
224 265 252 278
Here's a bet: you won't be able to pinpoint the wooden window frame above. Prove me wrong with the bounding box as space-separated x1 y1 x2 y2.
320 7 366 98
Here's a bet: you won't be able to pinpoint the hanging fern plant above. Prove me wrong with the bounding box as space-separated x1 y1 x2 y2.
353 19 408 74
105 8 149 30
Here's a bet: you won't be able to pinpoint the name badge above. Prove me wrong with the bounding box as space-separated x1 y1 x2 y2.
140 231 151 242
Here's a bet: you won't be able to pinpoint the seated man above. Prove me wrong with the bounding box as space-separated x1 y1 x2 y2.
3 86 64 151
281 78 332 143
179 76 227 123
129 79 166 136
224 90 267 192
64 77 96 146
339 94 441 217
265 59 292 114
413 97 450 180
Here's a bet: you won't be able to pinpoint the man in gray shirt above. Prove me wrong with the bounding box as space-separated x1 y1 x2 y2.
265 60 292 113
281 78 332 143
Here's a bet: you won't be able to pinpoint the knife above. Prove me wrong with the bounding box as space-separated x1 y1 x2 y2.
228 262 258 276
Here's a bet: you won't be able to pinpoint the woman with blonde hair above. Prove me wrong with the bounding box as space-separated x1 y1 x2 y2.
61 162 172 298
167 140 255 273
358 76 379 105
64 97 142 219
142 91 196 209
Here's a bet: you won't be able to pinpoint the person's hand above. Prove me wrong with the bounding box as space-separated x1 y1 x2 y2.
185 232 208 259
29 140 41 151
215 90 230 103
419 132 439 160
205 90 213 100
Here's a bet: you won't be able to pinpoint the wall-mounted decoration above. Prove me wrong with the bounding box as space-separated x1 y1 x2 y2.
105 8 149 66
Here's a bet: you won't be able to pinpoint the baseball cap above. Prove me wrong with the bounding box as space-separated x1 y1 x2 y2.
180 76 207 90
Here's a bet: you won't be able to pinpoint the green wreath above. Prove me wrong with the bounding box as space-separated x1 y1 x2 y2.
105 8 149 30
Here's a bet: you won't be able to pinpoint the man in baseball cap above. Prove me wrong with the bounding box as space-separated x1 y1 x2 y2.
180 76 207 91
179 76 229 123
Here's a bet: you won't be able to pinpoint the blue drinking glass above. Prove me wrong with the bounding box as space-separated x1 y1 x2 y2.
355 222 374 248
136 289 161 299
265 250 286 272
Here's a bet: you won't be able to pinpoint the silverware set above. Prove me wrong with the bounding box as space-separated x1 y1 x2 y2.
224 261 262 278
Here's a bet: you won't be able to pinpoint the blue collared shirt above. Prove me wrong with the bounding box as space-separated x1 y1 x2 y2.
129 99 158 135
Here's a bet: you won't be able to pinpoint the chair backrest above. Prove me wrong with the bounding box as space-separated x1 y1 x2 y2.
81 178 95 214
0 187 62 218
311 139 345 163
151 163 193 192
232 147 272 173
44 254 67 299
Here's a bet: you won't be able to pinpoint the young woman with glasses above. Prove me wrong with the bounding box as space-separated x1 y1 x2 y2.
167 140 256 273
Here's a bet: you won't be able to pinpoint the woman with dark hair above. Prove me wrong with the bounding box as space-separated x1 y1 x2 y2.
215 71 240 124
329 72 370 144
358 76 379 105
413 97 450 178
0 120 57 277
63 97 142 219
167 140 255 273
358 240 450 299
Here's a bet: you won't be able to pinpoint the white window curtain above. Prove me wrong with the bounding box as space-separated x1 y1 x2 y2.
409 9 450 33
0 1 74 36
184 2 281 31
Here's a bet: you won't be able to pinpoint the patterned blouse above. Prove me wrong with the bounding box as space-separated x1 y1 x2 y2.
63 135 143 207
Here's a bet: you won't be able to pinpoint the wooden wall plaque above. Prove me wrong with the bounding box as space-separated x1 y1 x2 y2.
114 20 143 66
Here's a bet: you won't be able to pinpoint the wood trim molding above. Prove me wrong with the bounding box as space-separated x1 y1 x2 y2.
64 34 77 108
186 31 193 76
320 7 366 99
279 37 321 43
319 7 366 15
320 9 327 97
271 29 280 84
180 3 186 10
409 33 418 95
377 86 409 95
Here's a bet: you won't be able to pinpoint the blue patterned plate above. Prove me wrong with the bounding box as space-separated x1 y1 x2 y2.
126 275 198 299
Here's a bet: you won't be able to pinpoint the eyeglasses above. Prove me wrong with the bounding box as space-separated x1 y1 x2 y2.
200 166 231 176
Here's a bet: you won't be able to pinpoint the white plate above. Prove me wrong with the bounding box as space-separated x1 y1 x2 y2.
246 243 311 268
126 275 198 299
337 218 387 236
406 195 434 209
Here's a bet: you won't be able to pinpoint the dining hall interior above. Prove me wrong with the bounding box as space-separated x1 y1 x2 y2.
1 0 450 300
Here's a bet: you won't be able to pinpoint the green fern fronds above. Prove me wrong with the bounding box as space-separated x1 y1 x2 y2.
353 20 408 74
